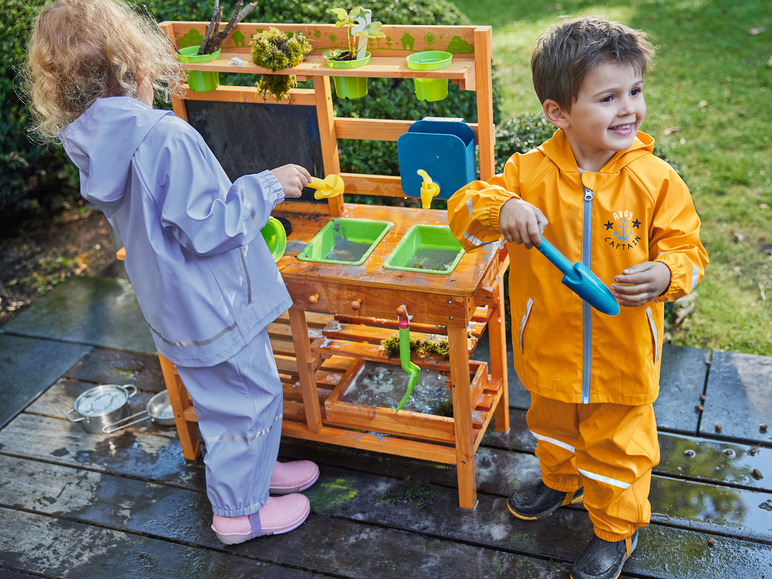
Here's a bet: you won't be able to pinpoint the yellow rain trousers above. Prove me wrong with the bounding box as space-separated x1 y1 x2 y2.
527 393 660 541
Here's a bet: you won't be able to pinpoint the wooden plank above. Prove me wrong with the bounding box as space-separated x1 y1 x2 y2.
24 378 176 439
298 463 772 577
482 408 772 493
62 347 165 393
182 84 317 106
334 117 481 143
162 22 487 57
281 419 456 464
312 338 461 370
0 508 318 578
321 320 478 353
333 312 488 339
0 462 573 578
277 434 772 545
701 350 772 444
0 413 205 486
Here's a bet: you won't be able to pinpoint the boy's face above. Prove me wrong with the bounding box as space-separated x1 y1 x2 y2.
547 62 646 171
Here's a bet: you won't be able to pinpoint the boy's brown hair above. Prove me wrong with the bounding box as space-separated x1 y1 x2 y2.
531 16 654 112
24 0 185 142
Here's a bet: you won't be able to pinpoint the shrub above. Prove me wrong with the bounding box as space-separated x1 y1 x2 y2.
1 0 502 234
0 0 80 234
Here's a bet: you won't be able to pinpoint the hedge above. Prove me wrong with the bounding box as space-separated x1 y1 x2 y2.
0 0 503 233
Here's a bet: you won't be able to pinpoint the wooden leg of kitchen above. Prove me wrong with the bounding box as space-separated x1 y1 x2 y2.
448 324 477 509
490 279 510 433
288 306 322 432
157 352 201 461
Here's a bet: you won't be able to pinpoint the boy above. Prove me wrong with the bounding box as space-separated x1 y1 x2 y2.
447 17 708 579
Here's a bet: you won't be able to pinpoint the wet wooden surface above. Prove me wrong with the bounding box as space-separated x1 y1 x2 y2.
1 276 770 577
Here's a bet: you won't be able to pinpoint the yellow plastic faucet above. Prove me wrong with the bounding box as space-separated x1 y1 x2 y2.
417 169 440 209
307 174 345 199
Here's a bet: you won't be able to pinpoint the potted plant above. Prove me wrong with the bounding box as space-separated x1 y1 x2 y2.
179 0 258 92
251 27 312 101
324 6 384 99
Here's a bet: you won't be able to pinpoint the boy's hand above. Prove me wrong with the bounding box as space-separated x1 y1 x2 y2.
499 198 549 248
270 164 312 198
611 261 671 307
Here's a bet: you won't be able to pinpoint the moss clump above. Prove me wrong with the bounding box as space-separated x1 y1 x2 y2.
251 27 312 101
381 333 450 360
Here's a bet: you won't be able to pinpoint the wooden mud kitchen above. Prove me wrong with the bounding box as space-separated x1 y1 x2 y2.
156 20 509 508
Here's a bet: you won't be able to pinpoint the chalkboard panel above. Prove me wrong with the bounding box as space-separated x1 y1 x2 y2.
185 100 325 203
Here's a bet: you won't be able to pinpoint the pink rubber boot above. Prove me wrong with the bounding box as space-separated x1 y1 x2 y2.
269 460 319 494
211 493 310 545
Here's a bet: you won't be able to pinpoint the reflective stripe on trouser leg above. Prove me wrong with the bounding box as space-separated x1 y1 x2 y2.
526 393 582 492
176 328 283 517
575 402 660 541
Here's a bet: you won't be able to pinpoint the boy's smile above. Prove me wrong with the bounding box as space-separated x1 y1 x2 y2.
546 62 646 172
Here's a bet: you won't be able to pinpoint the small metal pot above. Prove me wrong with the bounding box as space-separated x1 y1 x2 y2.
102 390 175 433
66 384 137 434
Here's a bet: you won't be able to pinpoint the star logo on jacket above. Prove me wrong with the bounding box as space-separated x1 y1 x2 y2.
604 210 641 250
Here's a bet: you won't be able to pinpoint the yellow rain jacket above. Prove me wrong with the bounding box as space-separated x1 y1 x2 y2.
449 130 708 406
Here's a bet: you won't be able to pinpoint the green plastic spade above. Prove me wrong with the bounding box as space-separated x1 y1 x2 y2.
395 306 420 412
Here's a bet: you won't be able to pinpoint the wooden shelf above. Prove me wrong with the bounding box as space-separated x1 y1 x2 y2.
181 52 476 90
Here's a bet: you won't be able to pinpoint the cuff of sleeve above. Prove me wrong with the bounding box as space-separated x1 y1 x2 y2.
258 169 285 205
488 190 517 231
654 254 685 302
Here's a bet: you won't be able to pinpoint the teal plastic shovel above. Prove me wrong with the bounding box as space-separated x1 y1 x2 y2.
536 237 620 316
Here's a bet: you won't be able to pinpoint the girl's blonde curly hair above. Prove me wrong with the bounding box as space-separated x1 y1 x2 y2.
24 0 186 142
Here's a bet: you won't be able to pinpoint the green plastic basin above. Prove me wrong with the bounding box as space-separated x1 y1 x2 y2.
383 225 464 274
297 218 392 265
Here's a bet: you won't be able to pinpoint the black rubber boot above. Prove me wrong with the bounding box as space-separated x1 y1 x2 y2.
571 530 638 579
507 479 583 520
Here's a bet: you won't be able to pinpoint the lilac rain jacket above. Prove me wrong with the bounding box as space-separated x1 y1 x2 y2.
60 97 292 367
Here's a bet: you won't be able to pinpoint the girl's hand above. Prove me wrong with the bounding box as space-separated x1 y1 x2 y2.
271 164 312 198
611 261 671 307
498 198 549 249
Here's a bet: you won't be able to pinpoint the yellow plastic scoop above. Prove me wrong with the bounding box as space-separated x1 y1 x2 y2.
417 169 440 209
307 174 345 199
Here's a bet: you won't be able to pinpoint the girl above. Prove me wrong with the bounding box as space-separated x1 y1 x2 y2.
25 0 319 545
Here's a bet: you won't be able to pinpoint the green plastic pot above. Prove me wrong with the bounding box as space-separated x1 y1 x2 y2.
405 51 452 102
178 46 221 92
261 217 287 262
325 52 371 99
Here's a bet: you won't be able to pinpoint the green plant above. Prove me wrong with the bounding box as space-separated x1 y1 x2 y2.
326 6 385 61
251 27 312 100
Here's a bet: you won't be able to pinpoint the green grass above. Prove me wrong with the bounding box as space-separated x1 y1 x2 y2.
450 0 772 355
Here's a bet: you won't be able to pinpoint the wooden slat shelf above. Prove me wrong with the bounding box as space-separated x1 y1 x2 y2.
180 52 476 83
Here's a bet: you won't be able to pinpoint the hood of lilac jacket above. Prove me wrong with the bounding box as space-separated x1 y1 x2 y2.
60 97 291 366
448 130 708 405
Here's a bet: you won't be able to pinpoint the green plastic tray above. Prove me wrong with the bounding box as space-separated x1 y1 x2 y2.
297 218 392 265
382 225 464 274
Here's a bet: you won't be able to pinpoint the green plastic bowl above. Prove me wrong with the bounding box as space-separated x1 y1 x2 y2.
297 218 392 265
261 217 286 262
383 225 464 274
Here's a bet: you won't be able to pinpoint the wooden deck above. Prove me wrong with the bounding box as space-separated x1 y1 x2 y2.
0 275 770 578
